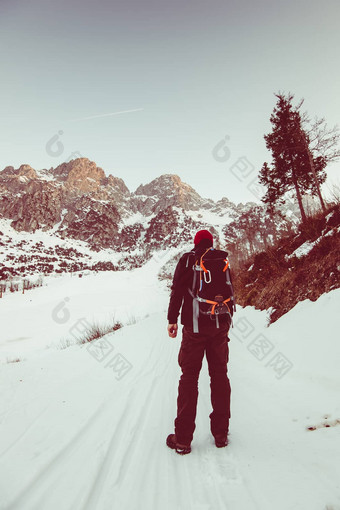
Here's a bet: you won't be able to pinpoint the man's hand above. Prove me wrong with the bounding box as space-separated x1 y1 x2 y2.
168 323 178 338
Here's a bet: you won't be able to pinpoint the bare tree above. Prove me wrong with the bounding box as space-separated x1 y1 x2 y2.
299 111 340 211
305 115 340 163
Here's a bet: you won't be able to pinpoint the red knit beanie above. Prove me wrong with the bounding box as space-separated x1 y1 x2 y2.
194 229 213 246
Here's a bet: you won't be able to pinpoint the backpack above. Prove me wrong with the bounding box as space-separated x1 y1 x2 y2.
187 247 236 333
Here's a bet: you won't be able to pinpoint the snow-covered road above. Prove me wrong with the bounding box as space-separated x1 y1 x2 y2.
0 264 339 510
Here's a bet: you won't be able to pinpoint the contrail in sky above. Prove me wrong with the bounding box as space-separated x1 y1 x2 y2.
67 108 144 122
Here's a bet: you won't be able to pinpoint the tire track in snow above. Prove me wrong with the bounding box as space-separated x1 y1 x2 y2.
2 393 118 510
160 362 209 510
0 407 48 459
27 330 172 510
215 383 277 510
116 349 177 510
105 377 164 509
126 355 185 510
81 339 174 510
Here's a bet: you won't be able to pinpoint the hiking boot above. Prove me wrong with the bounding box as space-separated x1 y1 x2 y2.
166 434 191 455
214 435 229 448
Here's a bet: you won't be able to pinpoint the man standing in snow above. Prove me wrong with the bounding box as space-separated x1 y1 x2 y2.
166 230 234 455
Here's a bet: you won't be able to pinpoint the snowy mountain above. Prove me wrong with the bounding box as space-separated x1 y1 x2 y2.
0 158 251 231
0 157 316 280
0 158 256 278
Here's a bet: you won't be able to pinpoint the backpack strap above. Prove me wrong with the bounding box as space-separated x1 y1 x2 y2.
193 295 200 333
186 250 195 268
222 256 236 314
226 266 236 313
185 251 201 333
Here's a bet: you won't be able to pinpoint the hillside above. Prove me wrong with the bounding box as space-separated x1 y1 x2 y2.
234 204 340 323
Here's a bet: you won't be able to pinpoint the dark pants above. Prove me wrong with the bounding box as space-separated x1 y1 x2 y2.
174 324 231 445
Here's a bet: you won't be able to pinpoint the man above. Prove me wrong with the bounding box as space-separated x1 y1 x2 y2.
166 229 234 455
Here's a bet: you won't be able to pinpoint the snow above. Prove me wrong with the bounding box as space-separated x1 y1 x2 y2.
187 208 234 231
0 261 169 360
48 208 68 234
0 259 339 510
176 207 234 246
120 211 153 227
286 226 340 260
0 217 121 265
286 240 316 259
324 225 340 237
35 169 55 182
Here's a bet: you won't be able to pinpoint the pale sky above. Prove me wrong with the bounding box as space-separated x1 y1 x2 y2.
0 0 339 204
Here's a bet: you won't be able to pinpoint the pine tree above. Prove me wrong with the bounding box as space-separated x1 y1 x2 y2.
259 93 327 223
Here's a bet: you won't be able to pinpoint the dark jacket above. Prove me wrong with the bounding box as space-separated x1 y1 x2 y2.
167 239 234 329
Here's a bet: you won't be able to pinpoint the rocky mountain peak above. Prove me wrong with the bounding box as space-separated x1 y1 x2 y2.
134 173 205 212
17 164 37 177
0 164 37 181
105 174 130 195
135 174 189 195
53 158 105 192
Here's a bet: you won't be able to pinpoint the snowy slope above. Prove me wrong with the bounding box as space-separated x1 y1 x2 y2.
0 254 176 361
0 217 122 278
0 261 339 510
